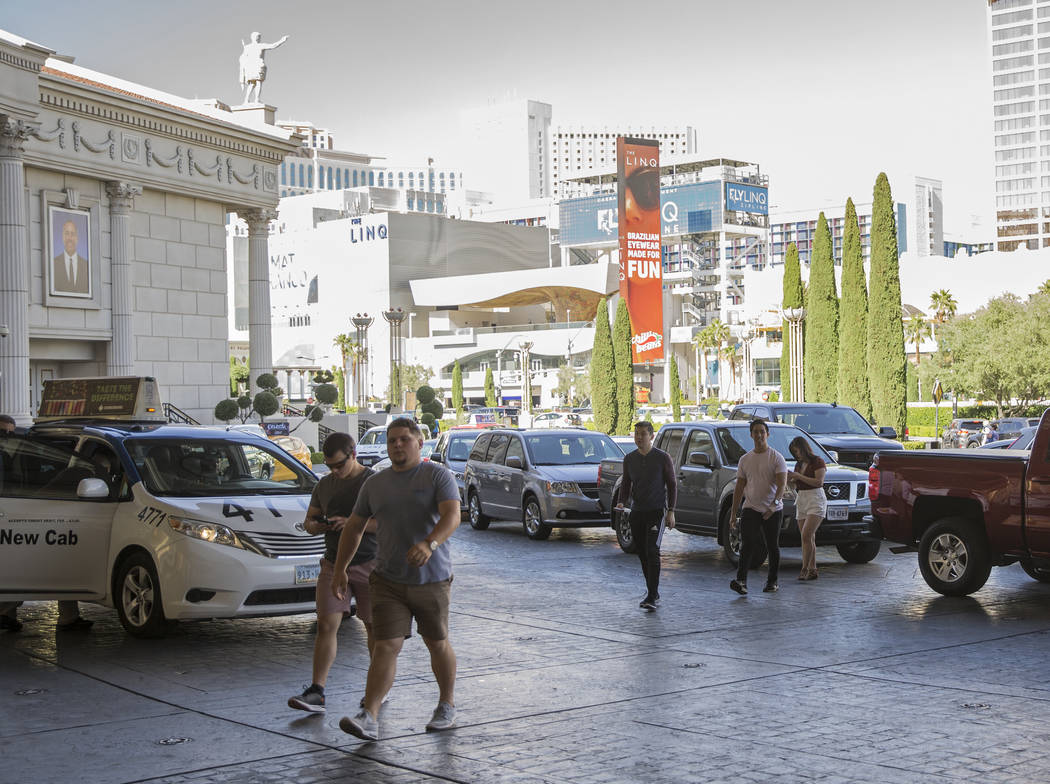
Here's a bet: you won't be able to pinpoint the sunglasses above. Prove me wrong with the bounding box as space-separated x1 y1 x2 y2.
324 454 351 470
625 166 661 212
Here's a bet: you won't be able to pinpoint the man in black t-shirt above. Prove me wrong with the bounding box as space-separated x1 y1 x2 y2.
288 432 377 713
616 421 677 611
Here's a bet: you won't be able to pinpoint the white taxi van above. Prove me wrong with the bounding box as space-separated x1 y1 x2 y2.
0 377 325 637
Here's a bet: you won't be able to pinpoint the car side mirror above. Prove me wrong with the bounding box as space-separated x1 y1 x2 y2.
827 450 839 463
430 453 443 463
688 452 711 467
77 477 110 499
506 455 523 469
878 426 898 440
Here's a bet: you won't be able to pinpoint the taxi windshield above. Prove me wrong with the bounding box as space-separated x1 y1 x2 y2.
125 438 316 497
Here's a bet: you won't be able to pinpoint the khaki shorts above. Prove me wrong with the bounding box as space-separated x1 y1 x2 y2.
316 557 376 624
369 571 451 641
795 488 827 519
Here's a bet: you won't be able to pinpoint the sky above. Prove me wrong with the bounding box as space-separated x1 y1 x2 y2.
4 0 995 236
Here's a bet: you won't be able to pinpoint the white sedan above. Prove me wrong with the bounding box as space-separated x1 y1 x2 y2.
532 412 582 428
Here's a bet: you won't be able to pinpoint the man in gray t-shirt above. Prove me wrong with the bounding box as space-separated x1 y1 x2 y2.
333 418 461 741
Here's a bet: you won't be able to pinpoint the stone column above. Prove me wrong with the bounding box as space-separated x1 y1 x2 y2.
0 117 38 424
105 181 142 376
238 208 276 392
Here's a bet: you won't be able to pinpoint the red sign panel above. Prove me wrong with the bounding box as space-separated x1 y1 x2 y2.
617 137 664 362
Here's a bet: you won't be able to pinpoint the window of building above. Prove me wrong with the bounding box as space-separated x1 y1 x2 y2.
344 168 350 186
369 171 375 186
335 168 341 189
327 166 334 189
352 170 358 187
996 54 1035 69
298 163 304 185
281 163 286 185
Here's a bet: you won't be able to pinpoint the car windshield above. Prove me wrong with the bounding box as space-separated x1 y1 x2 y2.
447 436 477 461
772 407 875 436
126 438 316 497
360 430 386 445
1008 427 1038 450
715 426 833 466
525 433 622 465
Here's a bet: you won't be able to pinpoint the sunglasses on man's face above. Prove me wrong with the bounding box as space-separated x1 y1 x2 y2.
325 453 351 470
625 166 661 212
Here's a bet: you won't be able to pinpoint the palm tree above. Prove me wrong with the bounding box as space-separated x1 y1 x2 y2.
691 325 713 400
708 319 730 395
723 343 740 398
903 316 932 365
332 333 362 407
929 289 958 325
1040 279 1050 297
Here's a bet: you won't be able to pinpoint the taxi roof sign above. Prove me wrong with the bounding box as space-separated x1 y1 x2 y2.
36 377 166 423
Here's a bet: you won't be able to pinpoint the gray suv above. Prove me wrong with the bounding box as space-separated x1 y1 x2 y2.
464 428 622 540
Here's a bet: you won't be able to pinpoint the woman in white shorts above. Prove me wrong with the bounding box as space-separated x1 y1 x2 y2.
788 436 827 581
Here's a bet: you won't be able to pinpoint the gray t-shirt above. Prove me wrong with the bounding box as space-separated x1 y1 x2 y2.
352 460 459 584
309 467 375 565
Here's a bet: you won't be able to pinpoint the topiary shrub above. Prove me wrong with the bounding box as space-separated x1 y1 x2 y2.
214 399 239 422
254 391 280 418
314 383 338 406
417 385 436 405
256 373 279 391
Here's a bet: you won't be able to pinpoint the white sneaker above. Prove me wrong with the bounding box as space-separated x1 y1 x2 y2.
339 708 378 741
425 700 456 732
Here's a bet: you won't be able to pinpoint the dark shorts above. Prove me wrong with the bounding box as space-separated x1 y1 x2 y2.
369 571 451 641
316 557 376 624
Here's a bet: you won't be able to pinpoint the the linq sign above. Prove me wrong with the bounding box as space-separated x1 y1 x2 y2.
725 183 768 215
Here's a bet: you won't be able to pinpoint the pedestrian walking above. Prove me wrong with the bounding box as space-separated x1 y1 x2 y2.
984 422 999 445
333 417 461 741
615 421 676 611
787 436 827 581
288 432 376 713
729 419 787 595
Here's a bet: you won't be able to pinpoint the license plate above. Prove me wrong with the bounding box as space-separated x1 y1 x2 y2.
295 564 321 584
827 507 849 521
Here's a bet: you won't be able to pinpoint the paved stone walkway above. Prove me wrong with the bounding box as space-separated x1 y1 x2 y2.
5 521 1050 783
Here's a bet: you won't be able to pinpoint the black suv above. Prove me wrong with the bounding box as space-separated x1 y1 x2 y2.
729 402 904 470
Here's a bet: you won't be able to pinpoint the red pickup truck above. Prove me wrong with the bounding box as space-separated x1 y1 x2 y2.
870 410 1050 595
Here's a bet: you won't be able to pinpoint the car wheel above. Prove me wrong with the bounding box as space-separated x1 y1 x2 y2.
522 496 552 540
468 491 490 530
720 505 766 569
115 552 167 638
1020 559 1050 583
615 508 637 554
917 517 992 596
966 441 980 448
836 541 881 564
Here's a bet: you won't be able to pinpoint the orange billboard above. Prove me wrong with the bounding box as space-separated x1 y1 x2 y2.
617 137 664 362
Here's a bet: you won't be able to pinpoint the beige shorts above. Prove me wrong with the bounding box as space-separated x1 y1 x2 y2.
795 488 827 519
316 557 376 624
369 571 451 642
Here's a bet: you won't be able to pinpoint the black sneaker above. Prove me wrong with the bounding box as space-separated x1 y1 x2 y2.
763 582 779 593
0 615 22 632
639 598 657 611
730 579 748 595
288 684 326 713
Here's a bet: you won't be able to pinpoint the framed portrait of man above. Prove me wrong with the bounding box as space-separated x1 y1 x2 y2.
48 205 92 299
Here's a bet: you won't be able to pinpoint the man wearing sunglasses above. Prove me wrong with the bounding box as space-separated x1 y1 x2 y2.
288 432 377 714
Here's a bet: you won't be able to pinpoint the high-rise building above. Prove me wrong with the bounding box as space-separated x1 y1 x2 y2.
460 99 553 201
551 126 698 199
987 0 1049 250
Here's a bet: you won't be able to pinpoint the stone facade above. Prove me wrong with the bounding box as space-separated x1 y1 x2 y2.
0 30 299 424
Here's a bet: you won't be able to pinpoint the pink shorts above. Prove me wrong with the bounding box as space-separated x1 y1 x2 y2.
315 557 376 624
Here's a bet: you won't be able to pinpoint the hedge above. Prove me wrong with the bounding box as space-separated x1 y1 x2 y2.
906 403 1048 428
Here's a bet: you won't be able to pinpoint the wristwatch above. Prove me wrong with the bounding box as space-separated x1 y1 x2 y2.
426 538 439 551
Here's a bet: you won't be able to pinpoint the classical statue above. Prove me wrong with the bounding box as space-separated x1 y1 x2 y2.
238 32 289 104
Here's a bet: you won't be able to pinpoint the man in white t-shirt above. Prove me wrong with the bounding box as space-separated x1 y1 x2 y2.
729 419 787 595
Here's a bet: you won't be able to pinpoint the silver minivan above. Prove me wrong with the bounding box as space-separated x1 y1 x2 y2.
463 428 621 540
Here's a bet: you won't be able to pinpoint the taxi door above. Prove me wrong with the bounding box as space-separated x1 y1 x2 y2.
0 434 117 600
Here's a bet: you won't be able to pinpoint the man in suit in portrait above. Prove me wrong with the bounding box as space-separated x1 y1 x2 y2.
52 218 89 296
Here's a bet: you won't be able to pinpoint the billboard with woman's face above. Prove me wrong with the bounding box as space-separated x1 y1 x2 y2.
617 137 664 362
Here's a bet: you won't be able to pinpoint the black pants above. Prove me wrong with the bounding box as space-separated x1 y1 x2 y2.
736 507 782 584
630 509 664 599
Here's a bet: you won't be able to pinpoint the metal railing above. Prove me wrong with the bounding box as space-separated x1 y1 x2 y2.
163 403 200 425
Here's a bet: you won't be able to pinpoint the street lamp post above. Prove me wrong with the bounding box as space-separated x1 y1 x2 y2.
518 340 534 414
382 307 407 410
741 320 758 402
783 307 806 402
350 313 374 409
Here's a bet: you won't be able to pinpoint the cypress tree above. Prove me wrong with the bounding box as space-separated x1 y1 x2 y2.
613 298 635 434
451 360 464 411
804 213 839 402
837 197 872 418
590 297 617 434
669 354 682 421
484 366 496 407
867 173 908 435
780 243 804 400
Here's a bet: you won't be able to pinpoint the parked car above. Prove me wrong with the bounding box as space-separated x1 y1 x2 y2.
464 428 622 539
988 417 1036 443
597 421 877 566
729 402 903 470
429 428 487 505
980 425 1037 451
355 426 388 467
611 435 636 454
942 418 985 449
871 411 1050 596
532 411 582 428
372 439 436 472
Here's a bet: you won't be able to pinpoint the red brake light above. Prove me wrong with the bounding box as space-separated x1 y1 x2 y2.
868 464 880 498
